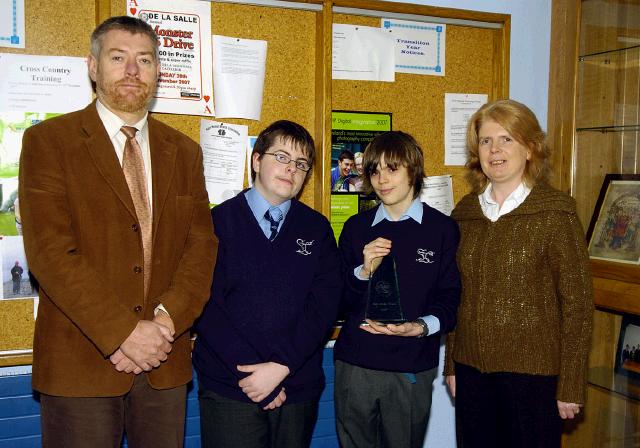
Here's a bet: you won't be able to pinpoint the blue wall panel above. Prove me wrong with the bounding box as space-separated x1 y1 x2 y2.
0 375 32 396
0 435 41 448
0 395 39 418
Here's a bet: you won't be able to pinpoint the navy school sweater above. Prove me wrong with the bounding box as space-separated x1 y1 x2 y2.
335 203 461 373
193 192 342 406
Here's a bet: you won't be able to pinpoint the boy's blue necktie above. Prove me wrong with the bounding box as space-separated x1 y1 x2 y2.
264 206 283 241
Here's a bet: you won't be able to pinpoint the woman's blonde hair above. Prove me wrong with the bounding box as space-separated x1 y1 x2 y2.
465 99 551 194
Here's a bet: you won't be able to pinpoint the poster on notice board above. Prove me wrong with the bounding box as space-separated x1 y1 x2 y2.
128 0 214 116
329 111 391 240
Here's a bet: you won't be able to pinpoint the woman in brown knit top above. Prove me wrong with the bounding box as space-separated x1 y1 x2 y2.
444 99 593 448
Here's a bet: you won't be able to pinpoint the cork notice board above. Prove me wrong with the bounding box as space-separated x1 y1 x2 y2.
0 0 509 366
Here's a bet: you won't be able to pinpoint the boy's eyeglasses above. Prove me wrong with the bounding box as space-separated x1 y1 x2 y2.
264 152 311 172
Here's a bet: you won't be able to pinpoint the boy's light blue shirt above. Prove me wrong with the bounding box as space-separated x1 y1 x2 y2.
244 188 291 238
371 196 424 227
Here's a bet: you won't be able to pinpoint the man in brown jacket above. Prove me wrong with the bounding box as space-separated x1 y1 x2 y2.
18 16 216 448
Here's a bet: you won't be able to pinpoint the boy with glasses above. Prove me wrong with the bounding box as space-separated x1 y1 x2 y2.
193 120 342 448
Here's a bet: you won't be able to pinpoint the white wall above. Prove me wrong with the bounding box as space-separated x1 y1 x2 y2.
382 1 552 447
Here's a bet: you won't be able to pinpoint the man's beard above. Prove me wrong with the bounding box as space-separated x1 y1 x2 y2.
97 76 155 113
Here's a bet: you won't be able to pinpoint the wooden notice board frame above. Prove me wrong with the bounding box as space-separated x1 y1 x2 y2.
0 0 509 366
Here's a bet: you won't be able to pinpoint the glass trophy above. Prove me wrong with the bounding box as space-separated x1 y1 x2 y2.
364 254 405 324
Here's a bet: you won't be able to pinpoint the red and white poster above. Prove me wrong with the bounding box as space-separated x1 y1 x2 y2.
128 0 214 116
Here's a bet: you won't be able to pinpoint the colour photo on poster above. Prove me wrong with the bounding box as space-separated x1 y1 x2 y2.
0 112 61 236
129 0 214 116
1 236 36 300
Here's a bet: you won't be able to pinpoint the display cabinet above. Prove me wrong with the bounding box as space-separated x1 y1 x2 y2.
549 1 640 446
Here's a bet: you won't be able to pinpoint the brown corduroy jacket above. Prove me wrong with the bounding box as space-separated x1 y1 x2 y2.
19 101 217 397
444 184 593 404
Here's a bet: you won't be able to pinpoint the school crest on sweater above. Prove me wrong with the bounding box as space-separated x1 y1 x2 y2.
296 238 314 255
416 248 435 263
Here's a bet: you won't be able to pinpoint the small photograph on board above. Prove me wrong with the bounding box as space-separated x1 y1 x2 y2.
1 236 36 299
587 174 640 264
615 314 640 379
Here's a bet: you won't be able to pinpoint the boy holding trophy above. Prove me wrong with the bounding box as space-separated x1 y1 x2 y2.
335 131 461 448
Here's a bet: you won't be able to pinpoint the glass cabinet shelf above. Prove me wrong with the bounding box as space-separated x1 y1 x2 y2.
579 44 640 61
577 124 640 133
575 44 639 132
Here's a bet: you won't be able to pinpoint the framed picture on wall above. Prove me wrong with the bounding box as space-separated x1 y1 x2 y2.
615 314 640 379
586 174 640 264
